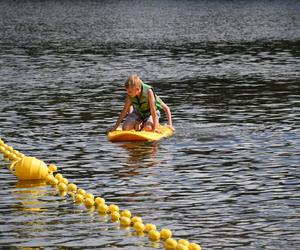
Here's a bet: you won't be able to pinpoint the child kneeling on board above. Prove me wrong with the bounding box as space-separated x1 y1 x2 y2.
109 75 175 133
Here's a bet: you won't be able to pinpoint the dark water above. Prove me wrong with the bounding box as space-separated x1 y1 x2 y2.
0 0 299 249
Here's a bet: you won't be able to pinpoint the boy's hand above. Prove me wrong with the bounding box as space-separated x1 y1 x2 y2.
154 128 162 134
106 128 113 134
168 124 175 132
107 125 117 133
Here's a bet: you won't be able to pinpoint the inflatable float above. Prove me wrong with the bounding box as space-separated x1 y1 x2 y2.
107 125 174 142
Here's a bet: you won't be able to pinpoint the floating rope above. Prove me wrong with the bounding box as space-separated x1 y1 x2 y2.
0 137 201 250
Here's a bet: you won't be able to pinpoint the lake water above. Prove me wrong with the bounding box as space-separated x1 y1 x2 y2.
0 0 299 249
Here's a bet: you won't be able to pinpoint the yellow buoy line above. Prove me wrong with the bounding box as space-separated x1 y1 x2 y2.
0 138 201 250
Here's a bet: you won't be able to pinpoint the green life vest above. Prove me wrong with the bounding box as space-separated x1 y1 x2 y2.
129 82 162 119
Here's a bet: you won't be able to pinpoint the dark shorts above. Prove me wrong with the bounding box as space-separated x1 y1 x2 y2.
126 108 160 124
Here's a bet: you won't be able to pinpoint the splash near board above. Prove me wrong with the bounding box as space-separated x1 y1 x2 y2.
108 125 173 142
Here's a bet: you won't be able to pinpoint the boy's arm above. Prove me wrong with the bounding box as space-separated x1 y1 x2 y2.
148 89 159 132
110 96 131 131
159 99 175 132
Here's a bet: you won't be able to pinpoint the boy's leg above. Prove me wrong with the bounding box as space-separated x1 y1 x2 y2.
143 110 160 132
122 110 142 131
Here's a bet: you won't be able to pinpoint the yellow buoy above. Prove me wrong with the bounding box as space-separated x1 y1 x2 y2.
111 211 120 221
188 243 202 250
165 238 177 249
131 216 142 224
178 239 189 247
133 222 145 233
10 157 49 180
14 151 23 158
121 209 131 218
67 183 77 192
75 193 85 203
45 174 54 184
77 188 86 196
95 197 105 206
60 177 69 185
120 216 131 227
59 191 67 197
160 228 172 240
48 164 57 173
148 230 160 241
58 182 67 192
175 244 189 250
98 203 109 214
85 197 95 207
50 177 59 186
145 223 157 232
54 173 63 181
4 151 12 160
109 204 119 213
19 153 25 158
9 153 20 161
85 193 94 200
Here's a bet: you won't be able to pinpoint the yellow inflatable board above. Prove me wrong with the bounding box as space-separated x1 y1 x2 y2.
108 125 173 142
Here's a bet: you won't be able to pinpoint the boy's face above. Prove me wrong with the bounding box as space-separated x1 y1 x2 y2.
126 86 140 97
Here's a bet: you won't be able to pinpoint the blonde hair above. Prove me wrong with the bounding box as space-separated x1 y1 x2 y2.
125 75 142 89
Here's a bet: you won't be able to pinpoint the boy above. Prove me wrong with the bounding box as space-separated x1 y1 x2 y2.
109 75 175 133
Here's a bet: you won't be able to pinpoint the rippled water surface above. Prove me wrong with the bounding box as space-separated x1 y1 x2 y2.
0 0 299 249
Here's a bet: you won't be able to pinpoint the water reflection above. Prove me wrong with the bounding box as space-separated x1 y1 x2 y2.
119 142 158 163
116 142 159 178
13 180 47 213
15 179 46 188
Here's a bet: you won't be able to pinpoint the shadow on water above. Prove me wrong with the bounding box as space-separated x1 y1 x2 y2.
13 180 48 213
111 141 160 179
118 142 158 163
